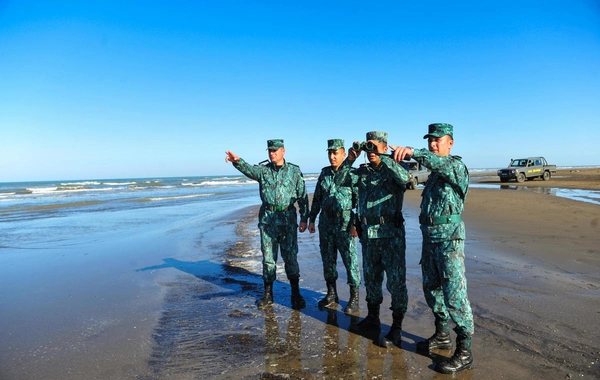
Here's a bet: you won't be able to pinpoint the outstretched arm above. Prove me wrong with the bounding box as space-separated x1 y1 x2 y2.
226 151 262 181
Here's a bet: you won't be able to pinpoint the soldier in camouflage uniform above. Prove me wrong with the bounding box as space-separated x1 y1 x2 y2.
343 131 411 349
391 123 474 374
308 139 361 315
225 139 309 310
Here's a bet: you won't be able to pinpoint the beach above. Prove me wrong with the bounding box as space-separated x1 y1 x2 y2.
0 169 599 379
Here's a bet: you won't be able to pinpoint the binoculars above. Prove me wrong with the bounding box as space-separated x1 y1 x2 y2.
352 141 377 153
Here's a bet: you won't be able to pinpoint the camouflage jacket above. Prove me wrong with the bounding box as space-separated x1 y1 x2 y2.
412 148 469 242
234 158 309 226
309 165 358 231
342 155 410 239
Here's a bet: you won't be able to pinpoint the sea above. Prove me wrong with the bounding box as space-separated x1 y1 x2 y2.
2 167 600 246
0 174 320 249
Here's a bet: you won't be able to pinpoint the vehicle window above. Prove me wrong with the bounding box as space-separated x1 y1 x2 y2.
535 159 541 165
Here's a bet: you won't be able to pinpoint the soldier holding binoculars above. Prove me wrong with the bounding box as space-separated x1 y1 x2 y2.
341 131 411 349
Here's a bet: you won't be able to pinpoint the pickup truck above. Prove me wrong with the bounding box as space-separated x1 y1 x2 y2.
497 157 557 183
400 161 430 190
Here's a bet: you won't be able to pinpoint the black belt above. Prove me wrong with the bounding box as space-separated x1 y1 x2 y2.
361 215 396 225
419 214 462 225
266 204 290 212
322 209 351 218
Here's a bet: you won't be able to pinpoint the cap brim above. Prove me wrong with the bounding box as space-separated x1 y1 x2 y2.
423 133 447 139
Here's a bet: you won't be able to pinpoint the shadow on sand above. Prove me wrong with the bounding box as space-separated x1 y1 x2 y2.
136 258 452 378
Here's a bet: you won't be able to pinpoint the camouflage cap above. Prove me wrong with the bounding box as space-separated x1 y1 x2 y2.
327 139 344 150
266 139 284 150
366 131 388 143
423 123 453 139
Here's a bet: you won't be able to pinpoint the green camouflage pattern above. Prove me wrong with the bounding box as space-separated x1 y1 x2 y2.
233 158 309 282
421 240 474 336
327 139 345 150
362 234 407 313
412 148 474 336
423 123 454 139
310 165 360 287
413 149 468 243
260 221 301 283
353 156 411 239
365 131 388 143
342 154 411 313
267 139 284 150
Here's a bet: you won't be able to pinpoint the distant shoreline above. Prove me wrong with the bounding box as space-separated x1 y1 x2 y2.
2 165 599 185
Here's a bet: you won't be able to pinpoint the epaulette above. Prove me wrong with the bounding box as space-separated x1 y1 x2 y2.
287 162 300 168
452 155 463 160
258 159 270 166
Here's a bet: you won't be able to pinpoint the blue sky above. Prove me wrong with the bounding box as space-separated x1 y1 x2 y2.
1 1 599 181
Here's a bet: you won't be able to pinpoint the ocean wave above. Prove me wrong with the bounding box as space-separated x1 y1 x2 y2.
40 186 116 194
183 180 256 187
134 194 214 202
61 181 101 186
103 182 137 186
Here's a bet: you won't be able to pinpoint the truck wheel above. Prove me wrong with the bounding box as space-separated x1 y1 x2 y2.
409 177 418 190
516 173 526 183
542 171 551 181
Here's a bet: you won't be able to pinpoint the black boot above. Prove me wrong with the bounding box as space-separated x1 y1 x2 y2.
290 278 306 310
317 281 339 310
349 303 380 332
416 318 452 352
435 335 474 374
379 311 403 348
344 286 359 315
257 281 273 309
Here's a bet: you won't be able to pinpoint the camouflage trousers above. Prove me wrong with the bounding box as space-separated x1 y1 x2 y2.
260 222 300 283
318 226 361 288
361 235 407 314
421 239 474 336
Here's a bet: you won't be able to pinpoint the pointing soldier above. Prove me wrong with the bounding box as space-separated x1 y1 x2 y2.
308 139 361 314
391 123 474 374
225 139 309 310
343 131 411 349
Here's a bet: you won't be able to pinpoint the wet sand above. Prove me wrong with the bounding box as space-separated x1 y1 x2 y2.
137 168 599 379
2 169 599 379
